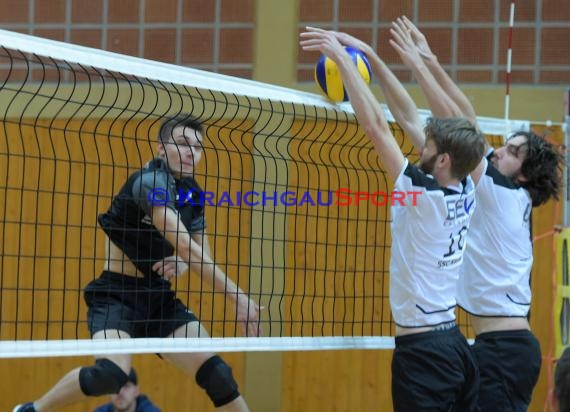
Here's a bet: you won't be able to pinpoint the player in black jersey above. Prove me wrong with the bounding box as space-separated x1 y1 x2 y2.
300 28 486 412
14 115 261 412
391 16 563 412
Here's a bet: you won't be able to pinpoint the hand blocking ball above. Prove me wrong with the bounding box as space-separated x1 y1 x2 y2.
314 47 372 103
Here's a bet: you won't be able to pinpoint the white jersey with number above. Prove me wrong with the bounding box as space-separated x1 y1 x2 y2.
457 156 533 317
390 159 477 328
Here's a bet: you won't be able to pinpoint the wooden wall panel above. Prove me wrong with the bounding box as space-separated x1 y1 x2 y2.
283 350 393 412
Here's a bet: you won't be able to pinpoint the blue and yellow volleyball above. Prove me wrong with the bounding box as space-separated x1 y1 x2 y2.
314 47 372 103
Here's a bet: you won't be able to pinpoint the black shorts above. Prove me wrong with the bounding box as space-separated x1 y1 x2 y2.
84 271 199 338
392 326 480 412
472 329 541 412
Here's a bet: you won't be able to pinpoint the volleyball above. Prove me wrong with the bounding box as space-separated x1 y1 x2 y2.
314 47 372 103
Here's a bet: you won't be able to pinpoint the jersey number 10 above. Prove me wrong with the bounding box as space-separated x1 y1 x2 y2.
443 226 468 258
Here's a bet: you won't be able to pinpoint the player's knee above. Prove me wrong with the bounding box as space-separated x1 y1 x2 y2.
79 358 129 396
195 355 240 407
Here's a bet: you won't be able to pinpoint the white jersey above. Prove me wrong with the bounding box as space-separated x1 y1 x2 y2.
457 156 533 317
390 159 477 328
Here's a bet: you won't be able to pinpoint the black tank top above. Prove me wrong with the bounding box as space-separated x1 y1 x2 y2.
98 158 206 279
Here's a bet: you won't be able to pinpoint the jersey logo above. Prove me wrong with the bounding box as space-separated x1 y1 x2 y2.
445 197 472 223
464 199 475 214
523 203 531 223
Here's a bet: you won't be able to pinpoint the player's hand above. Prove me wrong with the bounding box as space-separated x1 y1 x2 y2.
331 31 373 57
152 255 189 280
396 16 436 61
299 26 347 62
389 18 425 70
235 294 264 337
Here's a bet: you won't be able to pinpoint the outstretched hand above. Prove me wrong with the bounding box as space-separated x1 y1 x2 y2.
389 17 425 69
331 31 373 56
299 26 348 62
399 16 436 60
300 26 374 59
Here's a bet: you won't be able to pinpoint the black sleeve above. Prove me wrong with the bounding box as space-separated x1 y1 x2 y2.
178 176 208 233
131 170 177 214
188 215 207 233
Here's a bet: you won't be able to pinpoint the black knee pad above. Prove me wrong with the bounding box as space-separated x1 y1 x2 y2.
195 355 240 407
79 358 130 396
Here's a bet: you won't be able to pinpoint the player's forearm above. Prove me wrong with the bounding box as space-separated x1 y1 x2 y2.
367 52 425 150
422 56 477 123
409 60 461 119
153 207 245 299
337 53 389 140
335 53 404 180
370 54 417 125
188 250 246 300
174 234 245 300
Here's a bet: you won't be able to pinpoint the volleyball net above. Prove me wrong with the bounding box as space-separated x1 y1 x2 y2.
0 29 551 357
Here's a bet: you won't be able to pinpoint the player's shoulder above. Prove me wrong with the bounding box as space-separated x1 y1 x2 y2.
132 159 174 189
482 154 521 192
403 162 466 198
139 158 171 178
401 162 439 191
484 165 520 190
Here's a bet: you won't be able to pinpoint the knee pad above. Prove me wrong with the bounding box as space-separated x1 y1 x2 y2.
79 358 129 396
196 355 240 407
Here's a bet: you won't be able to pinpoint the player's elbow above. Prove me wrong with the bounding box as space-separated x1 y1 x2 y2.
362 121 391 146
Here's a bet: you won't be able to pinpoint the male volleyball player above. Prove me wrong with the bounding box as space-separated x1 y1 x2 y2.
300 27 486 411
390 16 563 411
14 115 261 412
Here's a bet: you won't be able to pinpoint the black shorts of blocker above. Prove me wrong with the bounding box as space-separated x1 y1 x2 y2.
472 329 541 412
392 326 480 412
84 271 198 338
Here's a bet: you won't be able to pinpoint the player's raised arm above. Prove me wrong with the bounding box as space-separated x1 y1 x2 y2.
329 31 425 152
300 27 405 181
392 16 478 126
389 18 462 121
151 205 262 337
390 17 486 183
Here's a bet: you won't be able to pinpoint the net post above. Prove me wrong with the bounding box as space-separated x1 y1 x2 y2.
565 87 570 227
503 1 515 142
